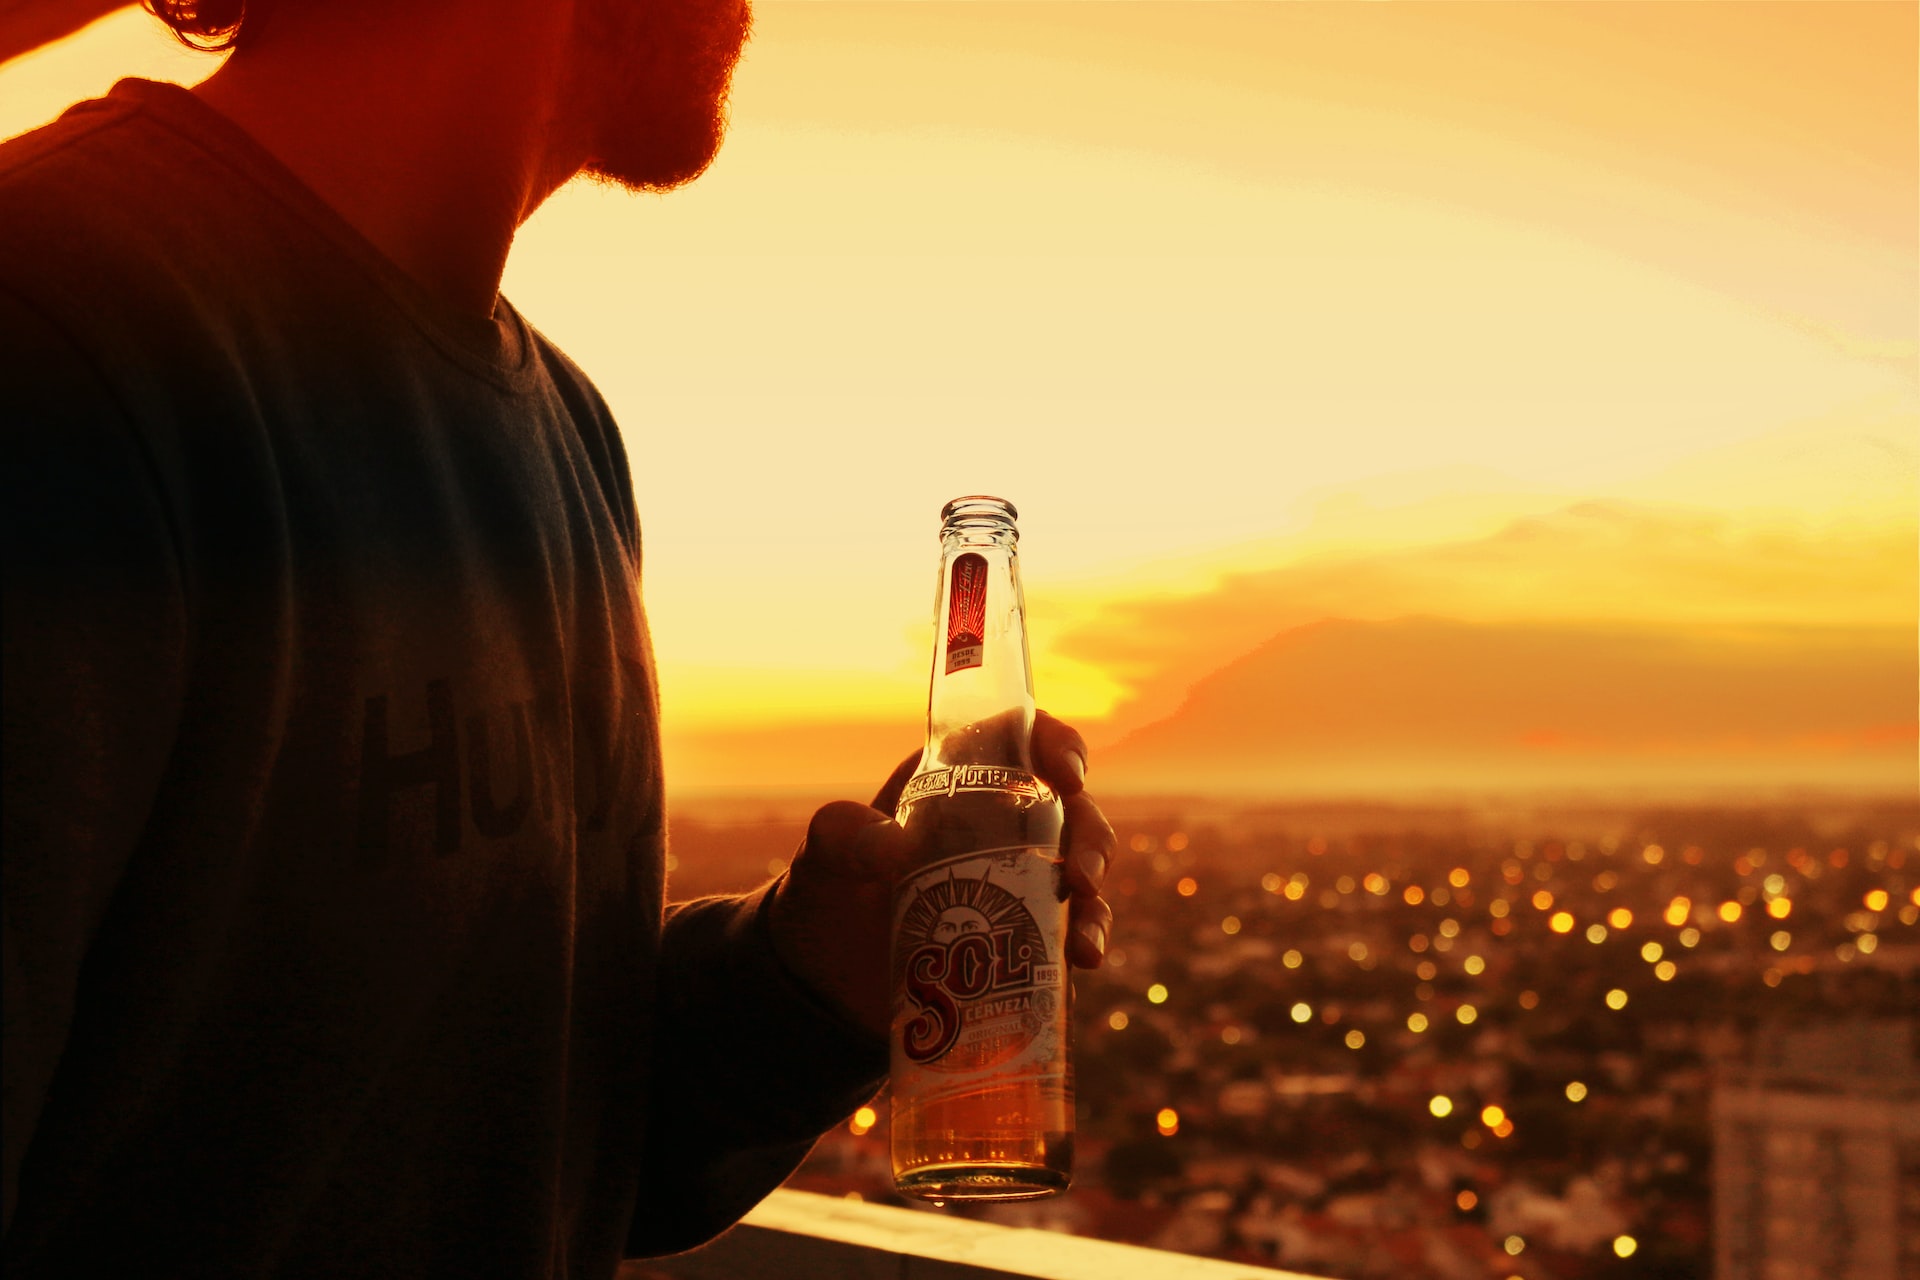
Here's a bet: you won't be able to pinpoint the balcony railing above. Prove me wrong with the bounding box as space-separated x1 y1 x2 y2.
624 1188 1326 1280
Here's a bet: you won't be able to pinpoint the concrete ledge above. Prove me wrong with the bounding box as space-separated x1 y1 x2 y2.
628 1189 1323 1280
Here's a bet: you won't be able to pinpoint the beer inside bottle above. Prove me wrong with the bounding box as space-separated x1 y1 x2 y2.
890 495 1072 1202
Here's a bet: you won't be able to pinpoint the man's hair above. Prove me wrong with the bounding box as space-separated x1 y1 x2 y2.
144 0 256 52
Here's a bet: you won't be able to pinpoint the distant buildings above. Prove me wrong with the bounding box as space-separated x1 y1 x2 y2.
784 806 1919 1278
1713 1021 1920 1280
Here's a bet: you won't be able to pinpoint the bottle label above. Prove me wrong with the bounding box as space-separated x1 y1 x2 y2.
945 552 989 673
891 845 1066 1100
896 764 1054 811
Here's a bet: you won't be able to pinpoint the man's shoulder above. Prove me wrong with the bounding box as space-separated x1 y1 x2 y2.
0 87 185 253
524 325 611 421
0 92 134 189
518 320 639 543
0 87 227 343
0 80 341 430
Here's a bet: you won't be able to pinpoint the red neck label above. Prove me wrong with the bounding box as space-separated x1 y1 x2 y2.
945 553 988 674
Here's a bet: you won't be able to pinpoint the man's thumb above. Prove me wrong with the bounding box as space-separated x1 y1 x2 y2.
801 800 912 880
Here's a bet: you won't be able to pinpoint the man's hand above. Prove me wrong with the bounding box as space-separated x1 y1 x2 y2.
766 711 1117 1040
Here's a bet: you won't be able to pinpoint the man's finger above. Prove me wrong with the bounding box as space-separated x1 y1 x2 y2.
1032 709 1089 796
1061 790 1116 899
870 750 921 815
1066 894 1113 968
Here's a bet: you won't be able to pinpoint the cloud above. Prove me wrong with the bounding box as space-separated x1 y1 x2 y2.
1058 502 1917 740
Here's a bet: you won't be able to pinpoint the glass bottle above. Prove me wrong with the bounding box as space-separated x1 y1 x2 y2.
889 495 1072 1202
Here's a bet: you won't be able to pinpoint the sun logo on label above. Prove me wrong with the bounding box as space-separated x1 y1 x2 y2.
897 868 1048 1068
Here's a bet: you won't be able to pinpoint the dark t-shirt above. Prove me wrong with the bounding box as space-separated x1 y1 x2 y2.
0 79 882 1278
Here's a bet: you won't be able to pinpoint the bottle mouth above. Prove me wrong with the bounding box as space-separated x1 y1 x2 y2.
941 495 1019 537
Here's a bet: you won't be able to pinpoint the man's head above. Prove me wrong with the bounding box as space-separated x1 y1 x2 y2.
147 0 752 194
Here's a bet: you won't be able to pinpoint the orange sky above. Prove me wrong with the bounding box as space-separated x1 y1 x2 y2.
3 2 1914 798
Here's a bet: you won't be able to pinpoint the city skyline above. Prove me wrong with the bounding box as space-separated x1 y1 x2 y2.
765 797 1920 1278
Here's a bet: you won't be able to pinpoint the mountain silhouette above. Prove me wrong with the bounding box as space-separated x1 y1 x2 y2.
1094 616 1914 795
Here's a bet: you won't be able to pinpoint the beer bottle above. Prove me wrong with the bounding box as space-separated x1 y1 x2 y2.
890 495 1072 1202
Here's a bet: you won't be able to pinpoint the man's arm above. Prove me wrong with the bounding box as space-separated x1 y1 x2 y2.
1 286 189 1234
623 719 1115 1257
627 884 886 1256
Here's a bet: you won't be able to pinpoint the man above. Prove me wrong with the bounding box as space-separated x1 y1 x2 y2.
0 0 1118 1274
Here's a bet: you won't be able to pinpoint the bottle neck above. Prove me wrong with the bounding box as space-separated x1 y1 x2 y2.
924 520 1035 770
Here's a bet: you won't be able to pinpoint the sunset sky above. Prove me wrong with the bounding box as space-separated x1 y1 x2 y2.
4 2 1914 798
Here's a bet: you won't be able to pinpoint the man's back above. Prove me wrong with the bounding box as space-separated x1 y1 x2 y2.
1 80 882 1277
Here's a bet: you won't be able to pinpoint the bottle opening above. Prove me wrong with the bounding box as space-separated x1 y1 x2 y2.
940 495 1019 539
